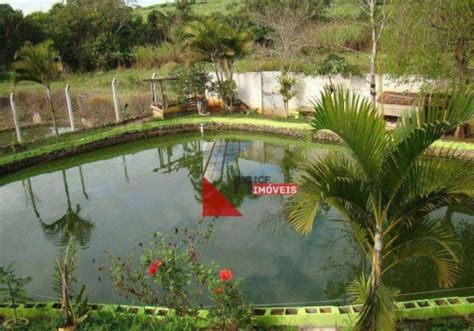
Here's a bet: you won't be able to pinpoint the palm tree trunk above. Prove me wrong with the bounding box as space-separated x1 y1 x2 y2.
46 86 59 136
368 225 383 331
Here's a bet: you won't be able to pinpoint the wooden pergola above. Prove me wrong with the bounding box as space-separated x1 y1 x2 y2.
143 75 180 112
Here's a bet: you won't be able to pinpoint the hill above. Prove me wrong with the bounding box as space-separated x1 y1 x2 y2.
136 0 239 18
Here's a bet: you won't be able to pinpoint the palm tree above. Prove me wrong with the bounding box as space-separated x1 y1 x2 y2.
184 18 251 110
12 41 63 136
285 87 473 330
184 18 251 83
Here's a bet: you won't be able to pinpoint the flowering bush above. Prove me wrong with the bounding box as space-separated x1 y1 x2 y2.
105 220 251 328
106 222 214 316
208 269 251 329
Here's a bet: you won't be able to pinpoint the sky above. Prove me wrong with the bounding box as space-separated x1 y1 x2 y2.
0 0 167 14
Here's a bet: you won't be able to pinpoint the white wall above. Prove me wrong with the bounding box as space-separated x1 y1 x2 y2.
226 72 426 115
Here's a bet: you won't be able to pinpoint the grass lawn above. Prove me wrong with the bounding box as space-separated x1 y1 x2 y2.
0 114 472 170
0 115 311 167
0 68 173 98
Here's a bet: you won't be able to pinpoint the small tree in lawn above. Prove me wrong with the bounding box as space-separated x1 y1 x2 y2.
13 40 63 136
251 2 313 116
0 262 32 329
278 70 297 117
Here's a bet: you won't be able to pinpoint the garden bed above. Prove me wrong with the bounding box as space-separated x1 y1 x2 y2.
1 295 474 330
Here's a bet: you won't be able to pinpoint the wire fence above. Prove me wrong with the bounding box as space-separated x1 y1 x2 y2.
0 83 154 146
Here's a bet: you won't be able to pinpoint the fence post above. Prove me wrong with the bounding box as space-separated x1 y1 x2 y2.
9 93 22 143
112 78 121 122
151 73 157 104
260 70 264 114
65 85 75 132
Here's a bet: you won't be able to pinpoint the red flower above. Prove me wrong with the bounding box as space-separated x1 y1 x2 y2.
148 259 163 276
214 287 224 295
218 269 233 282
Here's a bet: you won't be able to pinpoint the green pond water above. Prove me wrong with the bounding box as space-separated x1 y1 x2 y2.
0 132 473 306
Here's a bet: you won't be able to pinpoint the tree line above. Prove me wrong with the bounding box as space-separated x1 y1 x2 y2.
1 0 471 84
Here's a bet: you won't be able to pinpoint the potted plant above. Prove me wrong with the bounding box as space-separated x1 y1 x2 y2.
0 262 31 329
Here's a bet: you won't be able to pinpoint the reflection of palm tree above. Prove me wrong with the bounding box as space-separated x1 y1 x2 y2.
25 178 42 221
279 146 305 183
41 170 93 247
154 142 204 201
122 156 130 183
79 166 88 199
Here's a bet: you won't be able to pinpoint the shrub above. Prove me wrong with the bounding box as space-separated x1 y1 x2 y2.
169 63 211 105
210 79 237 111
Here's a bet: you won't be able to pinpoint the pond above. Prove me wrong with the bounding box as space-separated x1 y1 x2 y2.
0 132 473 306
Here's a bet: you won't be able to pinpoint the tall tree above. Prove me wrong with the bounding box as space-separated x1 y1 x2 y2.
353 0 390 105
46 0 139 71
184 18 252 109
0 5 24 68
382 0 473 138
249 0 327 116
285 87 473 330
13 41 62 136
383 0 473 85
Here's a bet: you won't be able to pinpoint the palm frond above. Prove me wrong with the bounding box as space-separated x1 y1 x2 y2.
383 218 461 288
351 276 398 331
311 87 389 180
388 150 474 222
12 40 62 86
347 273 370 304
284 193 320 236
285 153 372 236
351 221 372 258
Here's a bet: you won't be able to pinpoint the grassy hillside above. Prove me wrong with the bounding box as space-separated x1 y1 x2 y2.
136 0 359 19
136 0 239 18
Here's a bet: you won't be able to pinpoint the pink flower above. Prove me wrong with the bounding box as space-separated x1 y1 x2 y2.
218 269 233 282
148 259 163 276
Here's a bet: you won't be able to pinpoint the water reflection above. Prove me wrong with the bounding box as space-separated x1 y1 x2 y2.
0 136 472 305
40 170 94 247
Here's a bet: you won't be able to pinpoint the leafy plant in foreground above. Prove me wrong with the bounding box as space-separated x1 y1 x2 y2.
285 86 473 330
0 261 32 329
105 220 251 328
53 235 90 329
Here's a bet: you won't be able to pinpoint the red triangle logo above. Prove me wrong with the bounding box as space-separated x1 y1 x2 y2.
202 177 242 217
